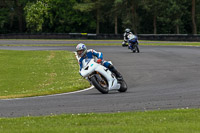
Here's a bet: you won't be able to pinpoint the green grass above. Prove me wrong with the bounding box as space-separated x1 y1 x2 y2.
0 50 90 99
0 108 200 133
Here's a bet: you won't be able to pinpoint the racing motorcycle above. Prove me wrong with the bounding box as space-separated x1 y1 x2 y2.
122 34 140 53
128 34 140 53
80 58 127 94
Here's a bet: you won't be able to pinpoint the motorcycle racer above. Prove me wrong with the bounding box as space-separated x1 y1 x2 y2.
122 28 134 47
76 43 123 80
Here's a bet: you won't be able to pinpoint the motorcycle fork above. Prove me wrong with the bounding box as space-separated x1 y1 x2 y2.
96 72 107 87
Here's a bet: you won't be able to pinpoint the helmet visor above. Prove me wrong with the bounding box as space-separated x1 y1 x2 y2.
77 50 84 56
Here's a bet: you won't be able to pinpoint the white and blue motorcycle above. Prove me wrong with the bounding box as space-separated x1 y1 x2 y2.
122 34 140 53
128 34 140 53
80 58 127 94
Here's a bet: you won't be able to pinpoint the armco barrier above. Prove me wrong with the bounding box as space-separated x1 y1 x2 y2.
0 33 200 41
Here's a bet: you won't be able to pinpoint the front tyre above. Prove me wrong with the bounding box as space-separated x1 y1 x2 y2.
118 80 128 92
136 45 140 53
90 76 109 94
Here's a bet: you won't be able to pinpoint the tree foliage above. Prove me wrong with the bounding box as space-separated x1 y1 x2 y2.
0 0 200 34
24 0 49 32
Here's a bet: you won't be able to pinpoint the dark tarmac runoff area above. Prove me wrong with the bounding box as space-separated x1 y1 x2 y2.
0 39 200 117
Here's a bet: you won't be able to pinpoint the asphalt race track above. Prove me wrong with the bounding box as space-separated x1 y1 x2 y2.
0 40 200 117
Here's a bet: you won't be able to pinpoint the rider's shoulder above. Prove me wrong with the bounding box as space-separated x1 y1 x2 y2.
87 49 93 52
87 49 98 53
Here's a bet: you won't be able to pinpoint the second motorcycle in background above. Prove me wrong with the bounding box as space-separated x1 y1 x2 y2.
127 34 140 53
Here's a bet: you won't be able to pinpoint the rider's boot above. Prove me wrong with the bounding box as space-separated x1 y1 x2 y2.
108 64 123 80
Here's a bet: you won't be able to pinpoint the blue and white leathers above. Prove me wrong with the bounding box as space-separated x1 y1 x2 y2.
78 49 111 71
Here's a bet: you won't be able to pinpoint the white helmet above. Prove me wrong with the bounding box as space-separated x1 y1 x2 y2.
76 43 87 57
125 28 130 33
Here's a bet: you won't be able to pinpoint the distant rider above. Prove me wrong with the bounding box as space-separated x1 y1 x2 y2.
122 28 138 49
76 43 123 80
122 28 134 47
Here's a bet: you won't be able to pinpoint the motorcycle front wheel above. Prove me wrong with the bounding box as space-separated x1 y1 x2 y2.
118 80 128 92
90 76 109 94
136 45 140 53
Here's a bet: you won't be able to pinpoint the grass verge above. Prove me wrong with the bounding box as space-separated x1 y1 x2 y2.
0 50 90 99
0 108 200 133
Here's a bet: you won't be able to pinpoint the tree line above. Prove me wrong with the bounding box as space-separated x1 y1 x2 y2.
0 0 199 34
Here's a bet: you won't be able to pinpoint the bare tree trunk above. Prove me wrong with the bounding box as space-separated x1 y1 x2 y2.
131 6 137 34
96 8 100 34
18 12 23 32
192 0 197 34
176 24 179 34
0 0 6 7
14 0 23 32
153 15 157 34
114 14 118 34
10 14 14 29
17 5 23 32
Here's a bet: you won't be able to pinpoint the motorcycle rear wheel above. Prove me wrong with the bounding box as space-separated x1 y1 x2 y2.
91 76 109 94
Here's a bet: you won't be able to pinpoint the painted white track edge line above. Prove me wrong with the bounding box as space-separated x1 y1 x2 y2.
1 86 94 101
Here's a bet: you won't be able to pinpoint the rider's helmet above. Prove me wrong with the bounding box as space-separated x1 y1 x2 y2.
76 43 87 57
125 28 130 33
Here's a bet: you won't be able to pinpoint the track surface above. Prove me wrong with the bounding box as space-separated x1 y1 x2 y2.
0 40 200 117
